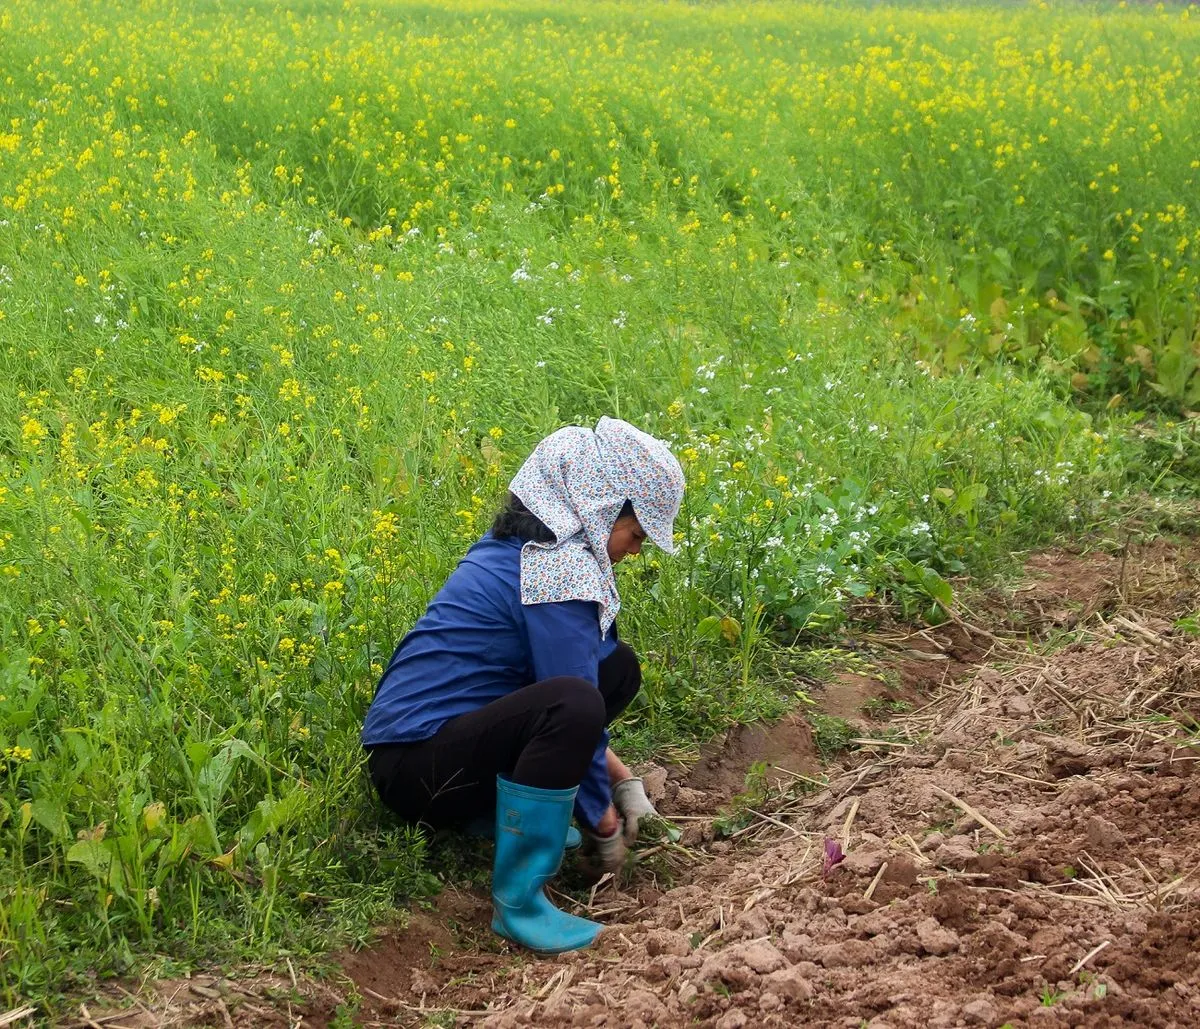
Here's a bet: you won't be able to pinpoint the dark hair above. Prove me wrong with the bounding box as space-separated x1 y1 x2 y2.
490 492 635 543
491 493 555 543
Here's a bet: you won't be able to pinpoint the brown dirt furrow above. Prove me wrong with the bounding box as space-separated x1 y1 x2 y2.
409 580 1200 1028
82 543 1200 1029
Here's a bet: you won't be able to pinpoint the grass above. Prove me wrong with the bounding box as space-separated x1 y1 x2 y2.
0 0 1197 1012
810 714 859 759
861 697 912 718
1040 986 1068 1007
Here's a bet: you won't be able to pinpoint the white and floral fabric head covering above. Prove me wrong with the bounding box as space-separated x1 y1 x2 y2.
509 416 685 636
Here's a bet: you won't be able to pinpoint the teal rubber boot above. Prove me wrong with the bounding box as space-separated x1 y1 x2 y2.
491 777 601 954
466 813 580 850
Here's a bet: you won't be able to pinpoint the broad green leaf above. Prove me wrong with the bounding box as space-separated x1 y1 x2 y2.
196 749 236 810
920 568 954 609
67 839 113 880
239 788 306 854
31 796 71 841
157 815 211 882
67 839 126 897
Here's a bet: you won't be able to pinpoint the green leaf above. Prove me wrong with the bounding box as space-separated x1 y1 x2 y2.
67 839 126 897
186 740 212 774
196 740 245 811
157 815 212 880
951 482 988 517
237 789 306 853
67 839 112 880
920 568 954 609
31 796 71 842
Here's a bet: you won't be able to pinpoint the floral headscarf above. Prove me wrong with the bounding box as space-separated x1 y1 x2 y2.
509 416 685 636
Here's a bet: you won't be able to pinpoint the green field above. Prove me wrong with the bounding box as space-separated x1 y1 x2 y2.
1 0 1198 1009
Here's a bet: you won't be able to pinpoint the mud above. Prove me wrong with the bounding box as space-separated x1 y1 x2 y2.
352 624 1197 1029
679 711 821 801
84 542 1200 1029
1003 540 1199 634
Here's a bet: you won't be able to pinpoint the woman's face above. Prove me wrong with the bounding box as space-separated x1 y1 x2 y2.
607 514 648 565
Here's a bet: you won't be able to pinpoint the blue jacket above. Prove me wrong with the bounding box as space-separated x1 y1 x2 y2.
362 533 617 828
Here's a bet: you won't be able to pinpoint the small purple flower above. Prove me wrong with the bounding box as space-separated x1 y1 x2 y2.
823 838 845 879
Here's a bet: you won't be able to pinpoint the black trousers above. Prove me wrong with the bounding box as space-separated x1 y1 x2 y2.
367 642 641 829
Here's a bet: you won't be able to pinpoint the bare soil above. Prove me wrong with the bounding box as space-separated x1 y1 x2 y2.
81 540 1200 1029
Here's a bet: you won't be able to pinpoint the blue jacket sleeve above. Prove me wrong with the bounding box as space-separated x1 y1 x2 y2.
574 729 612 830
525 600 602 685
523 600 611 829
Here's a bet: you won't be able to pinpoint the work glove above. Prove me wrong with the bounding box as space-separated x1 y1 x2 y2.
612 777 659 846
578 825 627 882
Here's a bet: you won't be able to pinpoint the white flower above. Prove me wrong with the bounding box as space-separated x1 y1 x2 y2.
511 265 532 283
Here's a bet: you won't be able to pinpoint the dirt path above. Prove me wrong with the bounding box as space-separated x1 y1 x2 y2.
84 542 1200 1029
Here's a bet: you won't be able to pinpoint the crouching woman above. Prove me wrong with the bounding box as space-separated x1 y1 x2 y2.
361 417 684 953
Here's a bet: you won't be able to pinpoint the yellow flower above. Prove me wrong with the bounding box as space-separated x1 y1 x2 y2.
20 417 46 447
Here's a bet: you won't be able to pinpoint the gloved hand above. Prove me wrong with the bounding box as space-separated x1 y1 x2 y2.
578 824 627 882
612 777 659 846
